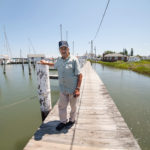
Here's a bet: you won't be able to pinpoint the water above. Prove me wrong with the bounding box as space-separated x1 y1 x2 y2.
92 63 150 150
0 64 59 150
1 63 150 150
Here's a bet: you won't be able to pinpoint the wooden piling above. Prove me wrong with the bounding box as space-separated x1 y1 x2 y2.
3 59 6 74
33 58 36 69
28 58 31 75
22 58 24 71
36 63 52 121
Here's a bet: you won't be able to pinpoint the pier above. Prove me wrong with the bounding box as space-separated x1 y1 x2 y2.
24 61 141 150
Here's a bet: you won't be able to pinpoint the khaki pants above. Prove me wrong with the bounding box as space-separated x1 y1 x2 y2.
58 92 78 123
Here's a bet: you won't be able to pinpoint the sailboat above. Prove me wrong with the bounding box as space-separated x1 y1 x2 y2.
0 27 12 64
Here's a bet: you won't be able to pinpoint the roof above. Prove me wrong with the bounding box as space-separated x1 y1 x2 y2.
104 53 127 57
27 54 45 58
0 55 10 59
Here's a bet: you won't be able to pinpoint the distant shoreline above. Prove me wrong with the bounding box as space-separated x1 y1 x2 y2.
89 60 150 76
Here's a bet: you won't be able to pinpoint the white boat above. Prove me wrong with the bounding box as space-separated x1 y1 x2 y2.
0 55 11 64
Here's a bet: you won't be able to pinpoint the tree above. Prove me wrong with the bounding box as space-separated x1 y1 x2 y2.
130 48 134 56
103 50 115 56
97 55 101 58
123 48 128 56
119 52 124 55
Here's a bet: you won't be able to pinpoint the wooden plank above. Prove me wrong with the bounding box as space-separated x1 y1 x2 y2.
24 61 141 150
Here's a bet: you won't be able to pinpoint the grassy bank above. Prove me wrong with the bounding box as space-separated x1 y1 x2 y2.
89 60 150 76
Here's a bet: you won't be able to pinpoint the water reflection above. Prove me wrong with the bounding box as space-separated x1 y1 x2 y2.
0 64 59 150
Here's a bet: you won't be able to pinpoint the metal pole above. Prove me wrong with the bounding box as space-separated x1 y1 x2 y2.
94 46 96 62
91 40 93 59
72 41 74 55
36 63 52 121
60 24 62 41
66 31 68 41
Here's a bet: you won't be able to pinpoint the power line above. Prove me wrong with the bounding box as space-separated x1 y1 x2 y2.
93 0 110 41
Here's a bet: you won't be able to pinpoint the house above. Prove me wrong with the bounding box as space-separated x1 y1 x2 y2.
103 53 128 62
128 56 141 62
141 56 150 60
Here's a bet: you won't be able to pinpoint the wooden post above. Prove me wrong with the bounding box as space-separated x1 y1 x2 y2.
3 59 6 74
36 63 52 121
33 58 36 69
28 58 31 75
22 58 24 71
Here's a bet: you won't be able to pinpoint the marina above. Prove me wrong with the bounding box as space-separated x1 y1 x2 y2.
0 1 150 149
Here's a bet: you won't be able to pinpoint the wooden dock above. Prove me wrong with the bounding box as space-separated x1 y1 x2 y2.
24 61 141 150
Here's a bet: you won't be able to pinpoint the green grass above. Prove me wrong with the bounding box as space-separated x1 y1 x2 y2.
89 60 150 76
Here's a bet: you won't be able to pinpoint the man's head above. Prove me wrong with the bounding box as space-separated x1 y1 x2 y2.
59 41 70 59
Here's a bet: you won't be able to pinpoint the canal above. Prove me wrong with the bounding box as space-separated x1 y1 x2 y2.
0 62 150 150
92 62 150 150
0 64 59 150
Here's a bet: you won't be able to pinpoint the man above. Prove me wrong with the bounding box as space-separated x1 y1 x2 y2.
40 41 82 131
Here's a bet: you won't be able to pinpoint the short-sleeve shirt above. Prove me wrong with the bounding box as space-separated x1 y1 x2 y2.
54 55 81 94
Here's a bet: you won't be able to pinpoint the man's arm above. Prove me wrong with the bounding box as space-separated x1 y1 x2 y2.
76 73 82 90
40 60 54 66
74 73 82 97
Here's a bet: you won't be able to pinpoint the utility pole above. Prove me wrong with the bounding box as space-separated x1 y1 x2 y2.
72 41 74 55
94 46 97 62
94 46 97 57
60 24 62 41
66 31 68 41
91 40 93 59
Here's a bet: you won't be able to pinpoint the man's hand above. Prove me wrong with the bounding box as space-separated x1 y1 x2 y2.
40 60 47 65
39 60 54 66
73 88 80 98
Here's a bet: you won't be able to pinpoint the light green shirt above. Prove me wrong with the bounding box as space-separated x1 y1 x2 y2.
54 55 81 94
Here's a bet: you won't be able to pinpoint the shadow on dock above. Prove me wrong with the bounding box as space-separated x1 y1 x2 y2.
34 120 73 141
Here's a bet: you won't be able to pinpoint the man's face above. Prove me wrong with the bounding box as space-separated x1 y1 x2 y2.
59 46 69 58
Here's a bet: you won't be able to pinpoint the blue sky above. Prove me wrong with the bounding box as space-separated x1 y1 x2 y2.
0 0 150 57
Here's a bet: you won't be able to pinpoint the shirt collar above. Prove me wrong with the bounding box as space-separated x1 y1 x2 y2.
61 54 70 60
